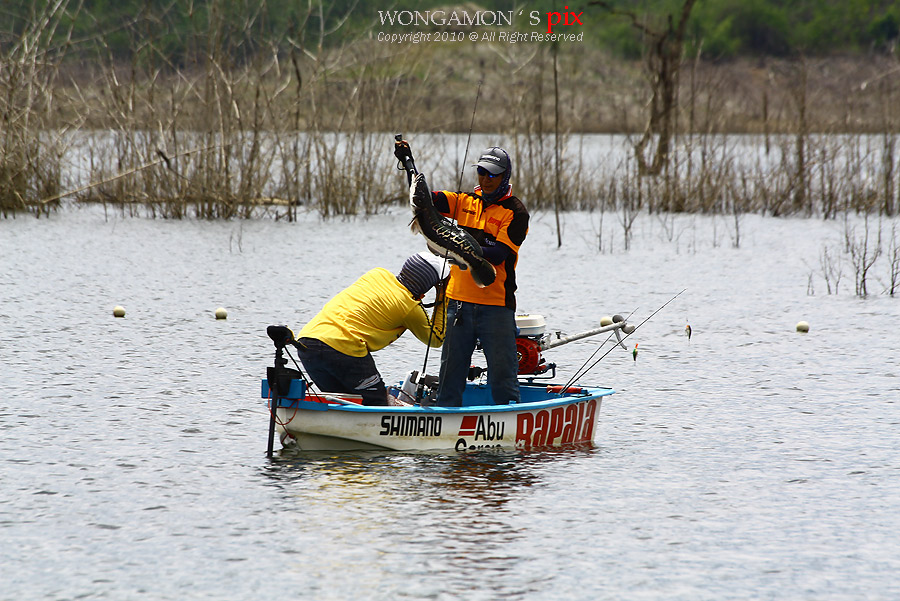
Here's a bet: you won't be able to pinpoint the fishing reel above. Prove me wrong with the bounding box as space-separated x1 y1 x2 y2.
394 133 418 185
394 370 441 405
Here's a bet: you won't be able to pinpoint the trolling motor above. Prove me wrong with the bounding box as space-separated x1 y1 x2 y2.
265 325 303 457
266 325 302 392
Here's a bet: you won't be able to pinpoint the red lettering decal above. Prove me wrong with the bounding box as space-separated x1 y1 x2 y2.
532 410 549 446
580 399 597 442
547 407 564 446
561 404 577 444
546 7 582 33
516 412 534 449
574 401 585 441
459 415 477 436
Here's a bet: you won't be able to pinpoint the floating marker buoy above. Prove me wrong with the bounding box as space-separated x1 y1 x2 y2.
113 306 125 318
215 307 228 320
600 315 613 326
632 343 639 362
796 321 809 333
685 324 692 340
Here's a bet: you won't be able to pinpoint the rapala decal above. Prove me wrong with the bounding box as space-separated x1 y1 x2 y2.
515 399 597 449
380 415 442 437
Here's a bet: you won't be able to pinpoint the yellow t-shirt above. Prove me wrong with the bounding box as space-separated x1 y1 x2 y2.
298 267 447 357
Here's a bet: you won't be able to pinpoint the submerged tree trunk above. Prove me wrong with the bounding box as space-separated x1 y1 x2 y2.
590 0 696 176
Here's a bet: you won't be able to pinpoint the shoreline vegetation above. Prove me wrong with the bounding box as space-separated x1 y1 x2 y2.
1 1 899 225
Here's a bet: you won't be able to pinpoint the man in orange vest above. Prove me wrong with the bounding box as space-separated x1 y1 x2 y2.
429 147 529 406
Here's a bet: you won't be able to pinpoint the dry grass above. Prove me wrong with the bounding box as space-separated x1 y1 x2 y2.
2 11 899 219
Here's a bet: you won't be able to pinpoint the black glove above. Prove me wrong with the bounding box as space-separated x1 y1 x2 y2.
394 139 413 164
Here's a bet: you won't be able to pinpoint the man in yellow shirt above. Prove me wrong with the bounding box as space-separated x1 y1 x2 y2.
295 252 448 406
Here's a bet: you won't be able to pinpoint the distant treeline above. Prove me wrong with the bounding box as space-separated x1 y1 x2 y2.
3 0 899 222
2 0 898 62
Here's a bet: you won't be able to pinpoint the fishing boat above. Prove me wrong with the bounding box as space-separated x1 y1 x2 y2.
261 315 635 454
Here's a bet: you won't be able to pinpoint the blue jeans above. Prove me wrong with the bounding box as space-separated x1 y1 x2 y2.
436 301 520 406
296 338 388 406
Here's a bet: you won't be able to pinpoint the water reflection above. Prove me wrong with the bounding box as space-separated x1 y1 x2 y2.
258 448 597 599
262 446 594 504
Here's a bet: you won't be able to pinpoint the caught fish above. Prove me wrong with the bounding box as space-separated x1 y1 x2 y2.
409 173 496 287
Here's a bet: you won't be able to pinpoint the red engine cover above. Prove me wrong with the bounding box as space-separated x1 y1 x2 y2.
516 337 543 374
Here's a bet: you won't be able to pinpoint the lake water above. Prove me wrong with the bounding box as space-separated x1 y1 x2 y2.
2 206 899 600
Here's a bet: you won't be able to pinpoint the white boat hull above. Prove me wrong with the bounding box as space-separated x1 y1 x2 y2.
265 381 612 452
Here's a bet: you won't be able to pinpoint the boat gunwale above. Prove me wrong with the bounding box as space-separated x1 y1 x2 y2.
270 385 614 413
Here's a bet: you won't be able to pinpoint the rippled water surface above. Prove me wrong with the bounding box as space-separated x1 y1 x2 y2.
2 206 899 600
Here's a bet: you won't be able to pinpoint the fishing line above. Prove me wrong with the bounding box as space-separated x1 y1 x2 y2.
416 259 450 399
455 79 483 197
281 344 323 400
559 289 686 393
558 310 636 393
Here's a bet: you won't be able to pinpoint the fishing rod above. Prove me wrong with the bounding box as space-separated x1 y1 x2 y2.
557 289 686 394
38 144 222 205
392 82 484 402
551 313 635 392
395 134 419 183
437 80 483 391
455 79 482 197
393 133 447 403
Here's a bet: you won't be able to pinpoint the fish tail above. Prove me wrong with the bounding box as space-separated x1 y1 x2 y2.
470 259 497 287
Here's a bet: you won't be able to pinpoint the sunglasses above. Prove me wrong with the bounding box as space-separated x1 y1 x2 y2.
477 166 503 178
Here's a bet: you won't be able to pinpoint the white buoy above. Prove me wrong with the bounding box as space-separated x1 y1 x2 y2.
796 320 809 333
215 307 228 320
113 306 125 318
600 315 613 326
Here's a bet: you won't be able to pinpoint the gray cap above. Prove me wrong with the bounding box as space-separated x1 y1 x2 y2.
474 147 511 175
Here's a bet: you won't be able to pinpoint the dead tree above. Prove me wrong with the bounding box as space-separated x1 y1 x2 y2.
590 0 696 176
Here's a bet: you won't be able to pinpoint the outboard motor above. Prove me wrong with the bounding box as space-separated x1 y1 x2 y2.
515 314 555 376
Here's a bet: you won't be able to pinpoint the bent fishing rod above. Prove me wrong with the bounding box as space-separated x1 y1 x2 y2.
455 79 482 197
393 84 483 399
